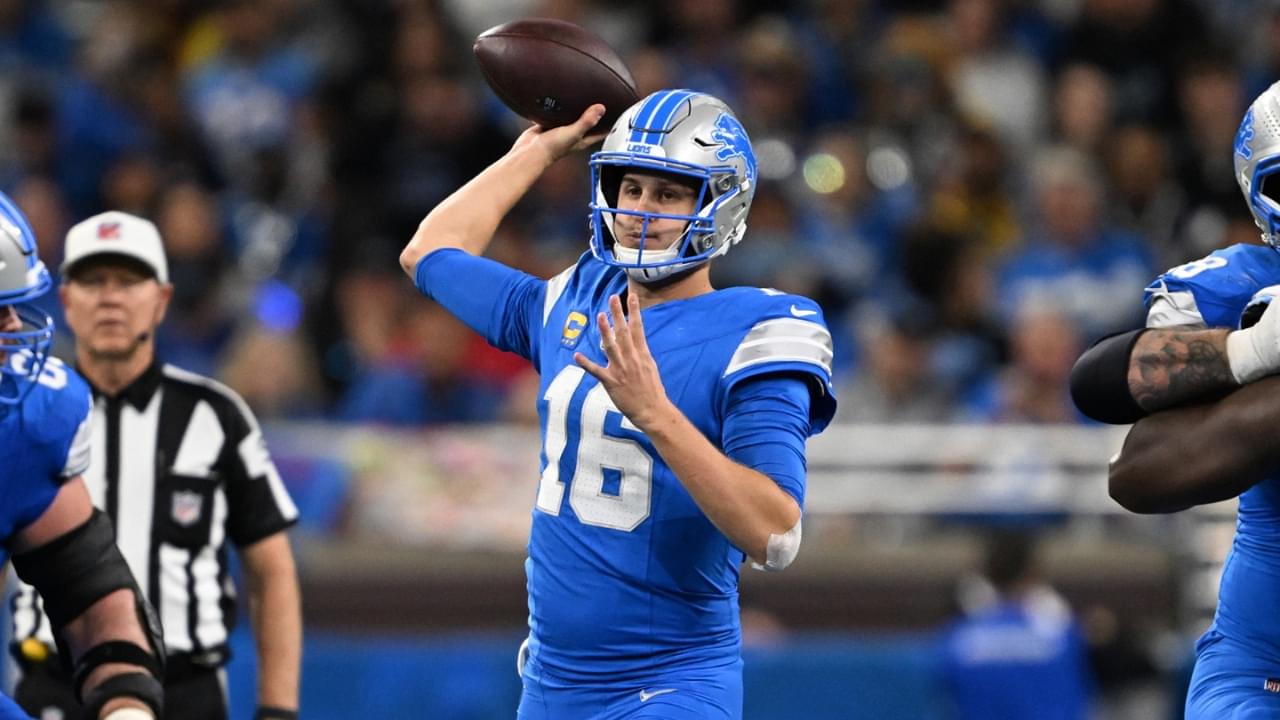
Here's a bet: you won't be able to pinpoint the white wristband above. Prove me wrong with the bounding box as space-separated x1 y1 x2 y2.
103 709 154 720
1228 325 1273 384
1228 284 1280 384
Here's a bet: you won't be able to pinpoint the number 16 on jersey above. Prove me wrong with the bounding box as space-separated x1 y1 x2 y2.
536 366 655 532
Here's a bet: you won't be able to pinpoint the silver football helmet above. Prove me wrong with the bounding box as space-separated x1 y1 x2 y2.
0 190 53 406
589 89 758 283
1235 81 1280 248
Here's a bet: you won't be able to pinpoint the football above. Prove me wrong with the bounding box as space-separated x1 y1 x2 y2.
473 18 639 130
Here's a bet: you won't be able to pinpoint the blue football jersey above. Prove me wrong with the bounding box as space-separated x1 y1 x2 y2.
1144 243 1280 329
0 693 30 720
940 598 1092 720
1144 243 1280 659
0 355 92 567
418 250 836 683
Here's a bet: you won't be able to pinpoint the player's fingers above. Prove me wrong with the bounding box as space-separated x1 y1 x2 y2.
574 352 607 381
511 123 545 152
596 311 619 360
577 104 606 132
576 130 609 150
576 131 609 149
570 105 608 149
626 292 646 347
609 295 633 354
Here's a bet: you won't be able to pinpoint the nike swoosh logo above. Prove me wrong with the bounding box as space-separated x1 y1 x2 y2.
790 305 818 317
639 688 678 702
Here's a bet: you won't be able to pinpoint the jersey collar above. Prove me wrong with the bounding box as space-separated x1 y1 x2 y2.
84 361 162 411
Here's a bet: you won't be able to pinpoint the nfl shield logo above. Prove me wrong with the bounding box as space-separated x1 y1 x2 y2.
171 490 203 527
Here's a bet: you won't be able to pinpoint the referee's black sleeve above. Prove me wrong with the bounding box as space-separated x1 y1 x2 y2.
219 395 299 547
1069 328 1148 424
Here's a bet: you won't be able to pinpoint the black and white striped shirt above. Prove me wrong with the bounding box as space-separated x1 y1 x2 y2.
11 362 298 663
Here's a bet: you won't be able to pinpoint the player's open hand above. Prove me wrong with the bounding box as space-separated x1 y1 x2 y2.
512 104 609 164
574 292 672 430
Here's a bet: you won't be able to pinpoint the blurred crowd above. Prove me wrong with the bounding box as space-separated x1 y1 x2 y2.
3 0 1271 426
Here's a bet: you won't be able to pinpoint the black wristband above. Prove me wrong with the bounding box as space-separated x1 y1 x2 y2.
255 707 299 720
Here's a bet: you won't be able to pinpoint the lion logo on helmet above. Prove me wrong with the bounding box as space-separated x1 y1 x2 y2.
711 114 757 186
1237 107 1256 161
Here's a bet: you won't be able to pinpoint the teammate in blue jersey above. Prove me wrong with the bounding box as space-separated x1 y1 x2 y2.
0 191 165 720
400 90 836 719
1071 81 1280 718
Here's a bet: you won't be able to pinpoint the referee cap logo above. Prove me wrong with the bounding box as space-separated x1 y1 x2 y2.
62 210 169 283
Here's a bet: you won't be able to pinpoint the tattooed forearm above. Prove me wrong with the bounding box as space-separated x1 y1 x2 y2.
1128 328 1234 411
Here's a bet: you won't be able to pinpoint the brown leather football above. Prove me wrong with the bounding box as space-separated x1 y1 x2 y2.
473 18 639 130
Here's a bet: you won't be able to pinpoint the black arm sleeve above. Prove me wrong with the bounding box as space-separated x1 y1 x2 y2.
1069 329 1148 424
10 510 135 630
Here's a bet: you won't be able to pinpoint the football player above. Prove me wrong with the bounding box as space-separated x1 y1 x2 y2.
1071 81 1280 718
400 90 836 719
0 192 164 720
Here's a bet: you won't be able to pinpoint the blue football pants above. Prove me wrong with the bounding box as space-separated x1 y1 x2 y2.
516 647 742 720
1187 630 1280 719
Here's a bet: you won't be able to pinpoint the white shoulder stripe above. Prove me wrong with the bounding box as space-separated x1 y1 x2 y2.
62 405 93 478
725 317 834 377
543 265 576 325
1145 288 1206 329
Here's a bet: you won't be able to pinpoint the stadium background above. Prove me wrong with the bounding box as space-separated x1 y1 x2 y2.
0 0 1268 717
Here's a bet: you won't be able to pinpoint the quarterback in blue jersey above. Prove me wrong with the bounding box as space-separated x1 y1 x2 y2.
0 192 164 720
1071 81 1280 718
400 90 836 719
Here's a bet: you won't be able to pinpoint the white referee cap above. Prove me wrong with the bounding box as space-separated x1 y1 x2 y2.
61 210 169 283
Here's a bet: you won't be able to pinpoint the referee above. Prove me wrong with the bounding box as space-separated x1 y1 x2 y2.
9 211 302 720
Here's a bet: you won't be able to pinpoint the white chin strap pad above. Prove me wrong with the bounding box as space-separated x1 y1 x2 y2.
611 242 680 266
612 243 692 283
752 519 802 572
